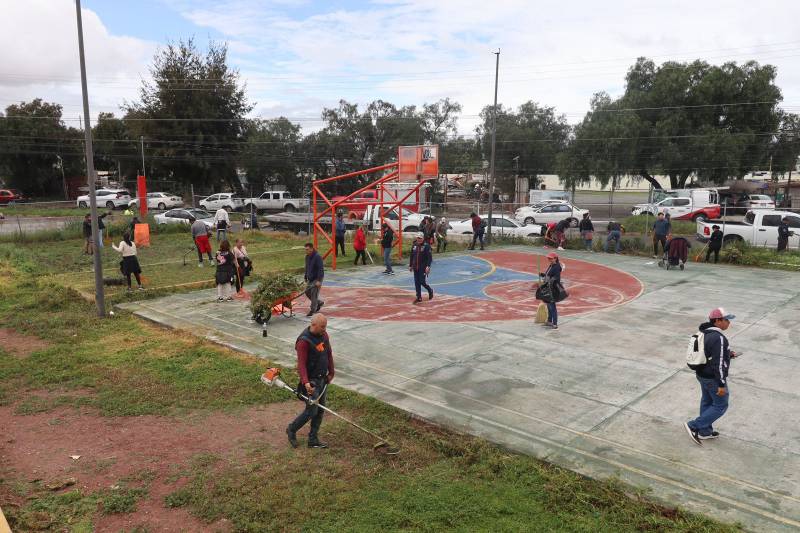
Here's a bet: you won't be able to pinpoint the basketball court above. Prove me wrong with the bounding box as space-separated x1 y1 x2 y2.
120 247 800 532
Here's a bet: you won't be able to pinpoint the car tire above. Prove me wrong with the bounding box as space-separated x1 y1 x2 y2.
693 214 706 223
285 204 296 213
78 201 87 208
106 201 115 209
405 226 418 233
722 235 742 246
158 202 166 210
524 217 535 225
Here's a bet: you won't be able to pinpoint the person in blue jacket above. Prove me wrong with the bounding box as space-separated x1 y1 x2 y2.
334 212 346 257
684 307 739 445
409 232 433 304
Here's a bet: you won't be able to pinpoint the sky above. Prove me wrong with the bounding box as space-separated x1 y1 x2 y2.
2 0 800 135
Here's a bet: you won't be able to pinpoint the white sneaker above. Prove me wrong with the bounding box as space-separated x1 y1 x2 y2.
198 262 204 268
557 247 564 251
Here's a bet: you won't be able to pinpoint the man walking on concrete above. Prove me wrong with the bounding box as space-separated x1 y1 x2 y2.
304 243 324 317
409 232 433 304
652 212 671 258
684 307 738 445
287 313 335 449
435 217 449 253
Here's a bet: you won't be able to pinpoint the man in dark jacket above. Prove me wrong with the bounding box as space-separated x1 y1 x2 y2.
706 225 723 263
777 217 793 252
652 212 671 258
82 214 93 255
578 212 594 251
409 233 433 304
304 243 325 317
684 307 738 445
334 212 346 257
287 313 335 449
468 212 485 250
381 223 395 274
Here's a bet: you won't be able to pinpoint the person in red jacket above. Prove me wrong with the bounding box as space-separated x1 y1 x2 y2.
353 226 367 265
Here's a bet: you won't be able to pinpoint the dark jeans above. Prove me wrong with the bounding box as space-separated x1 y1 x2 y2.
546 301 558 325
196 247 213 263
383 247 393 273
688 375 729 437
653 234 667 255
125 272 142 288
354 250 366 265
604 230 621 253
706 246 720 263
436 236 447 253
778 238 788 252
413 269 432 300
288 377 327 442
335 234 346 256
471 231 485 249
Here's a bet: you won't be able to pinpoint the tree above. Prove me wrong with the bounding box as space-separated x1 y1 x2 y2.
771 113 800 175
421 98 462 144
477 101 571 193
0 99 79 196
567 58 785 189
123 39 252 192
92 112 139 179
240 118 302 194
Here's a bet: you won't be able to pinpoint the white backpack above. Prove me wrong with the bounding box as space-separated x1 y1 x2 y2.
686 332 707 370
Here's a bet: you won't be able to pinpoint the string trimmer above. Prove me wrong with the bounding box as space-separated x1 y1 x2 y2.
260 368 399 455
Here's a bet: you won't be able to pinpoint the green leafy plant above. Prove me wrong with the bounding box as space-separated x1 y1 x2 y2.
249 272 305 321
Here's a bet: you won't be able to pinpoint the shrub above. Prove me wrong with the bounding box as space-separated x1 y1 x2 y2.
249 272 305 322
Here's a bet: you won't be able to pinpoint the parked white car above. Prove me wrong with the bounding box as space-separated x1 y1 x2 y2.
76 188 131 209
449 215 544 238
514 202 587 227
128 192 184 211
154 208 216 228
199 193 245 212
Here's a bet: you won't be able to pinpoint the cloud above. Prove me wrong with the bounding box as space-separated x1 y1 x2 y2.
173 0 800 134
0 0 156 119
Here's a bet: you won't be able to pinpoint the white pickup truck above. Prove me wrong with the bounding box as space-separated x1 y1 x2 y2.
696 210 800 248
244 190 309 213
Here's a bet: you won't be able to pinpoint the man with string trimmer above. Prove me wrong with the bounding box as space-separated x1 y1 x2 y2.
286 313 335 449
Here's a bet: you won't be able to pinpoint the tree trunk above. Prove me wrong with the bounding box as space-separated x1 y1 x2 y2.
639 170 662 190
677 171 692 188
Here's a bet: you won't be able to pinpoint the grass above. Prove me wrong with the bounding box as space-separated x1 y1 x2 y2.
0 249 743 532
0 203 86 218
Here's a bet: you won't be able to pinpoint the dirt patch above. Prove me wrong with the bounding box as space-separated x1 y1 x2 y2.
0 328 50 358
0 401 301 532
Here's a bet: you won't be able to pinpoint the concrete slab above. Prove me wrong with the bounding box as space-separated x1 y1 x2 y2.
119 247 800 531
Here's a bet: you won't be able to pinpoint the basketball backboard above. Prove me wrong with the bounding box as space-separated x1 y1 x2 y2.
398 145 438 182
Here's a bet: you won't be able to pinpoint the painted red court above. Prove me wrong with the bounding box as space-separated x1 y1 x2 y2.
298 250 642 322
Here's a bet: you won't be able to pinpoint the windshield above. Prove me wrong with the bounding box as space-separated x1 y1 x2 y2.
188 209 213 219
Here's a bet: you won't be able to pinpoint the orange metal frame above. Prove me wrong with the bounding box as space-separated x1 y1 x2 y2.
312 161 432 270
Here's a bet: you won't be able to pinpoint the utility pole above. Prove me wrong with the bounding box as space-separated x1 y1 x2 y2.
140 136 146 177
75 0 105 317
486 49 500 244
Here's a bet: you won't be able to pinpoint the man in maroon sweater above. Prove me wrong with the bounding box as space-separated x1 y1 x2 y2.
287 313 335 449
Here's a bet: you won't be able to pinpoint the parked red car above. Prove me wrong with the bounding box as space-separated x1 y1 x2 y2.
0 189 24 205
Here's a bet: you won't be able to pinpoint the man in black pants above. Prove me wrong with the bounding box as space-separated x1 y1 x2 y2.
778 217 794 252
652 212 671 258
706 225 723 263
409 233 433 304
287 314 335 449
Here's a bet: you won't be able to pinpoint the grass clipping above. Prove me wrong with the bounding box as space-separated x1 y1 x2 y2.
250 272 305 322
